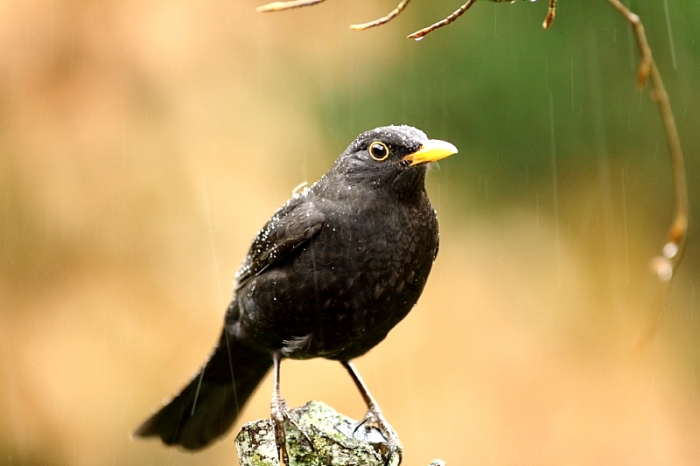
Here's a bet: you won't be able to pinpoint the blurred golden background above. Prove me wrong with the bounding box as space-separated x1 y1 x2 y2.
1 1 700 465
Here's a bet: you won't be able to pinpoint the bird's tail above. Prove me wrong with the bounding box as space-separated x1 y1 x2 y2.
134 330 272 450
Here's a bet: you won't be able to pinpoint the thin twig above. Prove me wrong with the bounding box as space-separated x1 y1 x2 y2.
350 0 412 31
257 0 556 38
633 280 672 354
607 0 689 349
407 0 477 41
257 0 325 13
607 1 652 86
613 1 689 265
543 0 557 29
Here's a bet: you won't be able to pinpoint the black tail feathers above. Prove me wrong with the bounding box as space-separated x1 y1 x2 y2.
134 331 272 450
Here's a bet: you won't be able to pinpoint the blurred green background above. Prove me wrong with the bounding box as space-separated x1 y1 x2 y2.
1 1 699 465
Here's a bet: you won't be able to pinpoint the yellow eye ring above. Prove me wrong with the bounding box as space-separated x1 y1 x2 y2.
369 141 390 161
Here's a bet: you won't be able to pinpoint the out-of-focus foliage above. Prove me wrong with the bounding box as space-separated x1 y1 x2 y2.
1 1 699 466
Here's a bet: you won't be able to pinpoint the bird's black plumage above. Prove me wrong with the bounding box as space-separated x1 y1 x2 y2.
134 125 457 455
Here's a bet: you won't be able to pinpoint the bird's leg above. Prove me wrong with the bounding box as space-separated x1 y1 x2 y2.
341 361 403 466
270 351 312 465
270 351 291 465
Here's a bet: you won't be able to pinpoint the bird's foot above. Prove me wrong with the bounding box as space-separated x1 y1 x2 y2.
354 405 403 466
271 394 313 464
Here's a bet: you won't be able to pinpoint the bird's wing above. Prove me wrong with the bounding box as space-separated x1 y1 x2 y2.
235 195 324 290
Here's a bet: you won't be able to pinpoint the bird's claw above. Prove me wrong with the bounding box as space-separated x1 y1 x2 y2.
271 395 313 464
270 395 290 465
355 407 403 466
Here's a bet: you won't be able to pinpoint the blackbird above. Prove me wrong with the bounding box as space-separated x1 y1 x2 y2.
134 125 458 463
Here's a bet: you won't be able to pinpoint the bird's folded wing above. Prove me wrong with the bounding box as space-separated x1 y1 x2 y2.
236 196 324 290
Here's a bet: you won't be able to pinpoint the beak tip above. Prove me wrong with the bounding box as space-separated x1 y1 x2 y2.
406 139 459 165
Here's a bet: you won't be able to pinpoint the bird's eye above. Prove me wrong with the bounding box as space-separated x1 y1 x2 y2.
369 141 389 161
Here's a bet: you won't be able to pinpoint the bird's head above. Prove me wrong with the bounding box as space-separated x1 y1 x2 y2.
331 125 458 197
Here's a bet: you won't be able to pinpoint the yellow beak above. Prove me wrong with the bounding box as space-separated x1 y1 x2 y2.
403 139 459 166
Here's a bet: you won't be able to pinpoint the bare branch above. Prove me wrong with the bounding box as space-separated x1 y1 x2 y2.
257 0 557 38
607 1 652 86
633 281 673 354
408 0 557 39
611 0 689 273
350 0 412 31
257 0 325 13
607 0 689 348
407 0 477 41
543 0 557 29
